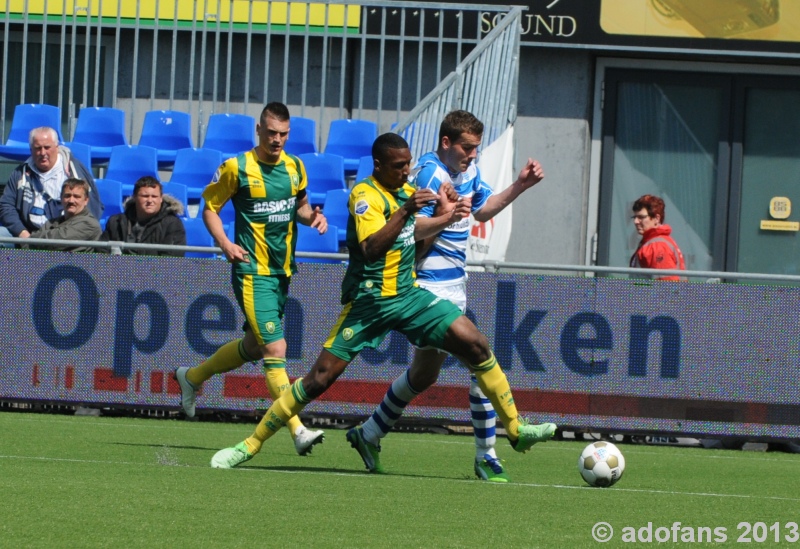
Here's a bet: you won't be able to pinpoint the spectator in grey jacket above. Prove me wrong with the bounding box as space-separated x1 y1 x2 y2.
26 178 102 252
0 127 103 242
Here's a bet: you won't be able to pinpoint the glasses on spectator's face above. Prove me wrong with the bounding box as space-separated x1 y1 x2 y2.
631 213 650 221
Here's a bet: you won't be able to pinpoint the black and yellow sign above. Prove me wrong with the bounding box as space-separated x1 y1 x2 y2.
472 0 800 56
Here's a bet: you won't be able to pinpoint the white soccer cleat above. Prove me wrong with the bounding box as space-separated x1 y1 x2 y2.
174 367 198 418
294 425 325 456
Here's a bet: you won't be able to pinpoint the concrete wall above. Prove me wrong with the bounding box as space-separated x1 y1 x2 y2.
509 48 594 265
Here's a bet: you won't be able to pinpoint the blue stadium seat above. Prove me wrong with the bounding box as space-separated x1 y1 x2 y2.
162 182 189 218
322 188 349 245
182 216 217 258
323 119 377 174
296 223 341 263
299 152 347 207
0 103 63 162
198 196 235 226
355 155 373 183
105 145 160 196
138 110 194 166
71 106 128 164
202 113 256 160
63 141 92 171
285 116 317 155
95 179 125 225
168 147 223 201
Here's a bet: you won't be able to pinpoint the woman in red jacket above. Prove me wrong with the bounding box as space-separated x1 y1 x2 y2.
630 194 686 281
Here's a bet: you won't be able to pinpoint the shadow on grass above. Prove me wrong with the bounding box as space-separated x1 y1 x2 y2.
110 441 219 451
237 463 465 481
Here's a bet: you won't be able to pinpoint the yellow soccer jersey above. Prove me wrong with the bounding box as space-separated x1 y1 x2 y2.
340 176 418 303
202 149 307 276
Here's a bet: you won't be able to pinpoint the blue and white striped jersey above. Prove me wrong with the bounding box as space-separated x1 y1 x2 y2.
413 151 493 285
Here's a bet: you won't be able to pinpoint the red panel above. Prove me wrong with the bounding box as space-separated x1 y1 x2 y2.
222 374 269 398
222 375 592 415
589 394 641 417
150 371 164 393
93 368 128 392
745 403 769 423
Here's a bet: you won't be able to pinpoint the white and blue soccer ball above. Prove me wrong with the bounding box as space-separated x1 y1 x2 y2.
578 441 626 487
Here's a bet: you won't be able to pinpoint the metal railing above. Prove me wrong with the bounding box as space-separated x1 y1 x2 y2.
5 235 800 284
0 235 349 260
393 5 523 163
0 0 521 147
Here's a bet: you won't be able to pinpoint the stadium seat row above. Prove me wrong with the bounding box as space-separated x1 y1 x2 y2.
0 104 363 259
0 103 379 176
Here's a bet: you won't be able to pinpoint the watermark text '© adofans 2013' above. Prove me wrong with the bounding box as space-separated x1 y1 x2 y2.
591 522 800 543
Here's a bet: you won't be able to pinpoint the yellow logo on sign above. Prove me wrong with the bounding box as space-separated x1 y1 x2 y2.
769 197 791 219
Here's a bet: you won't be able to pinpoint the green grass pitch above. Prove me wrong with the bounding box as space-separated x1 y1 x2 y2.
1 411 798 548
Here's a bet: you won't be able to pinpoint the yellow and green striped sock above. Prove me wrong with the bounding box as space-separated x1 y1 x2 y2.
471 353 520 440
186 339 252 386
245 379 311 454
263 362 302 438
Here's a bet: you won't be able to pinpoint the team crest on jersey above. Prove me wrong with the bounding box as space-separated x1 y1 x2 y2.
290 173 300 194
342 327 354 341
365 281 373 288
355 200 369 215
265 322 276 334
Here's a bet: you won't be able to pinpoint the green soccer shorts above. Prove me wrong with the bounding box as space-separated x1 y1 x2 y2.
232 273 290 346
323 285 463 362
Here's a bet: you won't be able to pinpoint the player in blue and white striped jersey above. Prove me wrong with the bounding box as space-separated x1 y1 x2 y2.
351 110 554 482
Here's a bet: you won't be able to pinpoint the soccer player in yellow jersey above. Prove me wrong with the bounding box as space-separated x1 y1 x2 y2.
210 132 557 470
175 102 327 456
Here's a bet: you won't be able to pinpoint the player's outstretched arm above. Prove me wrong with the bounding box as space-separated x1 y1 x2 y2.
473 158 544 222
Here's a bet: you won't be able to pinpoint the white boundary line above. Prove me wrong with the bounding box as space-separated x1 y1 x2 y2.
2 453 800 502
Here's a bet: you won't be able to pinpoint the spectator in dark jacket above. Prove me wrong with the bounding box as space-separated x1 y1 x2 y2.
101 176 186 256
26 178 101 252
0 127 104 243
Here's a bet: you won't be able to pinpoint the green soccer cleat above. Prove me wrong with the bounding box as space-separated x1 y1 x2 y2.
210 441 253 469
346 426 384 473
474 454 509 483
510 420 557 453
